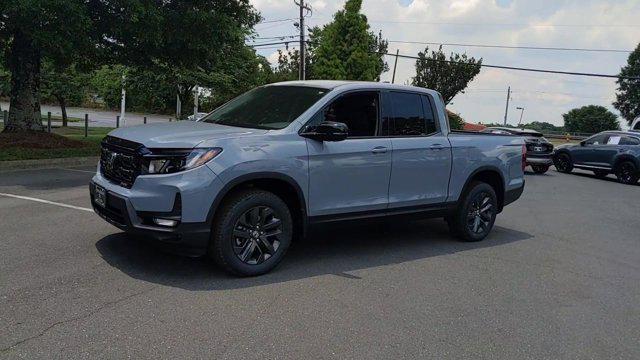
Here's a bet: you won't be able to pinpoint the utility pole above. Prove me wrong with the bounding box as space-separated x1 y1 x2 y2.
295 0 311 80
503 86 511 126
391 49 400 84
193 86 199 117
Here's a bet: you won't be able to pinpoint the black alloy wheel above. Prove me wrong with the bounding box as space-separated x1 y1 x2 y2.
554 153 573 173
233 206 283 265
209 189 292 276
615 161 639 185
448 181 497 242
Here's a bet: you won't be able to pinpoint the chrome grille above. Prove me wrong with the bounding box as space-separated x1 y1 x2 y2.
100 136 143 188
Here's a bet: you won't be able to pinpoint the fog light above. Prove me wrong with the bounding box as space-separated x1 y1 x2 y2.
153 217 179 227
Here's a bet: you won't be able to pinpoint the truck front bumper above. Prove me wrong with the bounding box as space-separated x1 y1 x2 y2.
90 164 225 257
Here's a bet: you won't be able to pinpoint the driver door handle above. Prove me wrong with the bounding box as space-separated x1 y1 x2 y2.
371 146 388 154
429 144 445 150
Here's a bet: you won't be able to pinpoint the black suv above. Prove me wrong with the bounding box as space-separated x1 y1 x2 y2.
483 127 554 174
554 131 640 185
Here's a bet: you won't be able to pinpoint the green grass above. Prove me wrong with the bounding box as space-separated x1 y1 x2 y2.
0 125 114 162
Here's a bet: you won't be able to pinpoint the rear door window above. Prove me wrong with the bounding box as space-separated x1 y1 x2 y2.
388 92 428 136
620 136 640 145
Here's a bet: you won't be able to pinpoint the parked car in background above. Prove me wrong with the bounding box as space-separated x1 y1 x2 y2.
187 112 208 121
631 118 640 131
90 81 526 276
554 131 640 185
482 127 554 174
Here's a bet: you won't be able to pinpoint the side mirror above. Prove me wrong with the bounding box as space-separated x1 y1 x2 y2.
301 121 349 142
580 141 586 146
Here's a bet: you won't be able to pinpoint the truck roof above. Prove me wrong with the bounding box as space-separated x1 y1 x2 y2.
268 80 441 96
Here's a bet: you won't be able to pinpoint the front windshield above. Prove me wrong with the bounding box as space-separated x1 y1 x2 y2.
201 86 329 130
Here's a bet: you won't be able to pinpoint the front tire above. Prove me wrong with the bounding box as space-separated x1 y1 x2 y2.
554 153 573 173
209 189 293 276
531 165 549 174
448 181 498 242
615 161 639 185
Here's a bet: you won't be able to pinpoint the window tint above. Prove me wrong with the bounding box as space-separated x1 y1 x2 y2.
585 134 608 145
313 92 379 137
620 136 640 145
421 95 438 134
389 92 427 136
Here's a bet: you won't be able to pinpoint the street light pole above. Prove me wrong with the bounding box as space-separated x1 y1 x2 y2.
516 107 525 126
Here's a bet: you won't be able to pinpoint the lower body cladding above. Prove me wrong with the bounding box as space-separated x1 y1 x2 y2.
90 165 224 257
526 153 553 166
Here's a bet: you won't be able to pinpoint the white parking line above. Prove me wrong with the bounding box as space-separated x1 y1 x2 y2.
0 192 93 212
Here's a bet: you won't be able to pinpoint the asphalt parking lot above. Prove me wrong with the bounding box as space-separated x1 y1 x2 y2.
1 166 639 359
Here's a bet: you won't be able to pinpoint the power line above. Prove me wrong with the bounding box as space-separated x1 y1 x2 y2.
310 17 640 28
257 18 296 24
382 51 640 80
388 40 632 53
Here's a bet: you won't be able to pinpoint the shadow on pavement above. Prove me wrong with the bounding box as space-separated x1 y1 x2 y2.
96 219 533 291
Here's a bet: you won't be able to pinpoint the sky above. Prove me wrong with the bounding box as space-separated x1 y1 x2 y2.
249 0 640 127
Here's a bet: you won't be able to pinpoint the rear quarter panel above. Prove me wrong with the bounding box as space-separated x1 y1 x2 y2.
447 133 525 203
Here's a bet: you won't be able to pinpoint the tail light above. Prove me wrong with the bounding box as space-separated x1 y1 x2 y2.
521 144 527 172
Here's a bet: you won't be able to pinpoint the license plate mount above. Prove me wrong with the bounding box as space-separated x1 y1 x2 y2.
94 185 107 208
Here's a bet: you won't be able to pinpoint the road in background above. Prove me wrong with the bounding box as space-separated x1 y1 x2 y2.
1 101 176 128
1 167 639 358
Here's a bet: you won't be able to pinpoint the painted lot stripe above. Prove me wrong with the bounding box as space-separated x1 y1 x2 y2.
0 192 93 212
58 168 96 174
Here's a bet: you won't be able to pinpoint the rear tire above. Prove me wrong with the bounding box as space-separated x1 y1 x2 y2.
593 170 609 178
209 189 293 276
615 161 639 185
554 153 573 173
448 181 498 242
531 165 549 174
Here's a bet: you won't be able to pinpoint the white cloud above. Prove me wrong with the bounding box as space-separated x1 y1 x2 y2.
251 0 640 126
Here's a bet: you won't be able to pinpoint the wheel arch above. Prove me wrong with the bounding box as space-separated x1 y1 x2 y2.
207 172 308 240
459 166 506 212
613 154 640 170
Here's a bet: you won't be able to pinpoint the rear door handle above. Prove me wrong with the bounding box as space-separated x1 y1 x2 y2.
371 146 388 154
429 144 445 150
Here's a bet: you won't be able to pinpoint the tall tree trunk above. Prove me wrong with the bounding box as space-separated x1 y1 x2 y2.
56 95 68 127
3 30 43 133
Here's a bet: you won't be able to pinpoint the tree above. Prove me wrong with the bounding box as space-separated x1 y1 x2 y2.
563 105 620 134
522 121 564 132
446 110 465 130
613 43 640 125
0 0 259 132
0 0 98 132
412 46 482 104
41 61 88 126
311 0 388 81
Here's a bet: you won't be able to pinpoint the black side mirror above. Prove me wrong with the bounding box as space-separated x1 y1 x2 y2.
580 141 586 146
301 121 349 142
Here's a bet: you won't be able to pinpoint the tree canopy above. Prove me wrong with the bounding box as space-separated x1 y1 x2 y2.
311 0 388 81
412 46 482 105
613 42 640 125
563 105 620 134
0 0 260 132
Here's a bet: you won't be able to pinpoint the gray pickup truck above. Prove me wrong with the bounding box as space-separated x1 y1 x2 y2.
90 81 526 276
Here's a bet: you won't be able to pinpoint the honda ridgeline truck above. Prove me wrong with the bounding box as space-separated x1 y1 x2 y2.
90 81 526 276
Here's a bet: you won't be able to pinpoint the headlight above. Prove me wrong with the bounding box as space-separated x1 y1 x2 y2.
141 148 222 175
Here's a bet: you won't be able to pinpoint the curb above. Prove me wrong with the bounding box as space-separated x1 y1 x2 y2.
0 156 99 171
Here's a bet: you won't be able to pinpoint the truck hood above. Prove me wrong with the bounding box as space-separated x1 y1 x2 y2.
107 121 269 148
